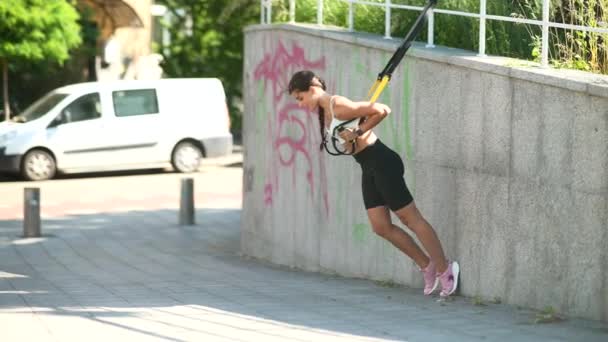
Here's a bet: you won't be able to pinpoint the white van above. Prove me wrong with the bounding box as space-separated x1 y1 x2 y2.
0 78 233 180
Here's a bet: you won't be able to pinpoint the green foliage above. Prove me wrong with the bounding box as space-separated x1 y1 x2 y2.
155 0 261 133
534 305 565 324
270 1 541 59
0 0 83 120
374 279 401 288
472 295 487 306
273 0 386 34
491 296 502 304
550 0 607 74
8 27 97 115
0 0 82 63
270 0 606 75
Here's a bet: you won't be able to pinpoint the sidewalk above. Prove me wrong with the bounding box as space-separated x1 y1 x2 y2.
1 167 607 341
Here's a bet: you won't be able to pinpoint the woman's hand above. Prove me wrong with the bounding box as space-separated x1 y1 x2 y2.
375 103 391 116
338 127 359 142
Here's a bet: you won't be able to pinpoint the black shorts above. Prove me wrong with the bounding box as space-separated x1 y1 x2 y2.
353 140 413 211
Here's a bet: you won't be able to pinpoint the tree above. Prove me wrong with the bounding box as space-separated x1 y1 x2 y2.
7 5 99 116
0 0 82 122
155 0 260 133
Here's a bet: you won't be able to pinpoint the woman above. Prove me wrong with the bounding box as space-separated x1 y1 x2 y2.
288 70 459 297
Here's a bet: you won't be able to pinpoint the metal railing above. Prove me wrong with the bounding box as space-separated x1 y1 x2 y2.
260 0 608 68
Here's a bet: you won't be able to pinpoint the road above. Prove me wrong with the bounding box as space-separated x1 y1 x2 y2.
0 149 243 220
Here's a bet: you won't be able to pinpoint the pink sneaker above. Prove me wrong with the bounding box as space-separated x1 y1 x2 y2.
438 261 460 297
420 260 439 295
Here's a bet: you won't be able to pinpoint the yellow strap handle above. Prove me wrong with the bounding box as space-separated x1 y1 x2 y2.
368 75 390 103
366 79 380 99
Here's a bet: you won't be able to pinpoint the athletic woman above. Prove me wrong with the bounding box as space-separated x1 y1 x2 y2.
288 70 459 297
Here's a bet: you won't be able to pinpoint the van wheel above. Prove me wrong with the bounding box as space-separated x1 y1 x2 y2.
172 141 203 173
21 149 56 181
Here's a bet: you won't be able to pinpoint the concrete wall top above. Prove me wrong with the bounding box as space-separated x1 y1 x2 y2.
246 23 608 99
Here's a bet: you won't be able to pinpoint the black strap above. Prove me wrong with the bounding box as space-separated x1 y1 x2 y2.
323 0 438 156
378 0 438 80
323 118 358 156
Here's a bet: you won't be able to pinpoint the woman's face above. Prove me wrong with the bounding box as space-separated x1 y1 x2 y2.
291 87 318 111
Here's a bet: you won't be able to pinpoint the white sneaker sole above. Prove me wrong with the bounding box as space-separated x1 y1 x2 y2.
441 261 460 297
425 278 439 295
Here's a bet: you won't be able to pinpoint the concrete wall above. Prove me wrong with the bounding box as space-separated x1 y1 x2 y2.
241 24 608 322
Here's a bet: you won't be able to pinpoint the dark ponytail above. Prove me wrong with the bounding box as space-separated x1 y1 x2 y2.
287 70 327 151
316 77 327 151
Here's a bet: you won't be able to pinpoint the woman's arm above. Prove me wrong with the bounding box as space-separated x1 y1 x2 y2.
333 96 391 135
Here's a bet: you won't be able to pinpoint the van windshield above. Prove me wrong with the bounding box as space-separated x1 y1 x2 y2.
12 92 69 123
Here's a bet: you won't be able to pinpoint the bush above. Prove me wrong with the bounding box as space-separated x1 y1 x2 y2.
270 0 607 75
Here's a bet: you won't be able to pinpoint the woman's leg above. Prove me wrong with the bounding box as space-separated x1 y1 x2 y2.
366 205 429 269
367 142 458 296
394 202 448 273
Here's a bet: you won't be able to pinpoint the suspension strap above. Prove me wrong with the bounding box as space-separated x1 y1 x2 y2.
367 0 438 103
324 0 438 156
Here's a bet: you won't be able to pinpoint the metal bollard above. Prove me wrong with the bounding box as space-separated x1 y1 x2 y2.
179 178 195 225
23 188 41 237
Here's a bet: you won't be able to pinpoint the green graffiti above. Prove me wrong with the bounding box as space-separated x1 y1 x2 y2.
374 50 408 154
402 60 413 161
402 60 415 196
352 223 368 243
353 47 375 81
354 48 366 74
379 78 400 151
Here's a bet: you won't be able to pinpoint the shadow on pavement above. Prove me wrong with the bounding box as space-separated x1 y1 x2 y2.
1 208 608 341
0 208 406 341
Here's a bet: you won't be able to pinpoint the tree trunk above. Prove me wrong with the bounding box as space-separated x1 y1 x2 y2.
87 55 97 81
2 59 9 122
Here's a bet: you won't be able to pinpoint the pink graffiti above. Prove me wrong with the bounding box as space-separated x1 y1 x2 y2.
254 41 325 102
264 184 273 206
253 39 329 214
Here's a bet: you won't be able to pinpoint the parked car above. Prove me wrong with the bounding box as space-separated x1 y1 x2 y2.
0 78 232 180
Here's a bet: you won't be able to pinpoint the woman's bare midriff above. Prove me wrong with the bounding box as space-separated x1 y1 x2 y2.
349 131 378 155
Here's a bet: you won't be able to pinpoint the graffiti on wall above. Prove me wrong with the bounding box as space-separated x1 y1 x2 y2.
249 38 414 241
253 40 330 213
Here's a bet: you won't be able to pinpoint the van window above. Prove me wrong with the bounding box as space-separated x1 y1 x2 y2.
61 93 102 123
112 89 159 117
13 92 68 123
